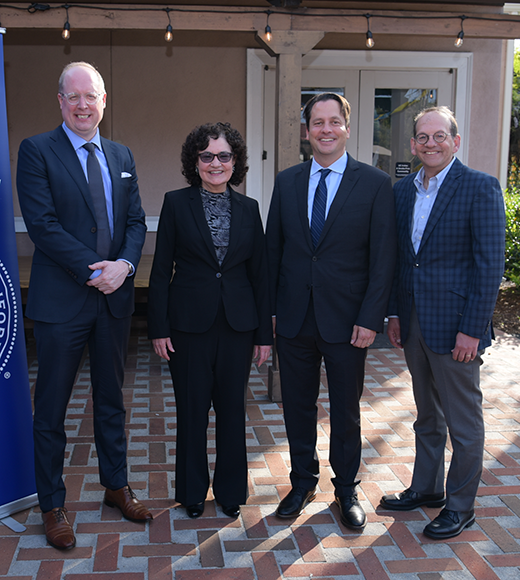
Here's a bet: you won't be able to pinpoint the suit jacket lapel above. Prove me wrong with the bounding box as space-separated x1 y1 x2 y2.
402 179 416 257
296 162 313 249
417 158 462 253
49 127 96 219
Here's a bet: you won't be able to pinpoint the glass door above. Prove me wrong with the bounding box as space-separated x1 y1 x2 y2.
358 70 454 184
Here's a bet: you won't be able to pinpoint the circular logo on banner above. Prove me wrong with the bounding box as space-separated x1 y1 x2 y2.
0 259 18 375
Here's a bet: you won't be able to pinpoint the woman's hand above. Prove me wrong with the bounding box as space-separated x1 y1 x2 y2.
152 337 175 361
253 345 271 367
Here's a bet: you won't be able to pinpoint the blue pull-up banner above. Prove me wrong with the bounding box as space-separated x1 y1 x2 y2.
0 28 37 519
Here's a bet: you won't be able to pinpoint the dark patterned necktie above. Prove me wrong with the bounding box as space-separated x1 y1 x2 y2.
310 168 331 248
83 143 111 259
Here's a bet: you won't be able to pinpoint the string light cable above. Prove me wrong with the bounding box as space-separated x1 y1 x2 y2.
0 5 519 46
61 3 69 40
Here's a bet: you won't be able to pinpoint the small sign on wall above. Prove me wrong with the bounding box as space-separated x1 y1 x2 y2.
395 162 411 179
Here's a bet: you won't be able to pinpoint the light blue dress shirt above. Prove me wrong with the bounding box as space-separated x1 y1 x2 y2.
307 152 348 224
411 157 456 253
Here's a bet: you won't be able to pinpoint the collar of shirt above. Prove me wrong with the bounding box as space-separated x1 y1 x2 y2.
307 152 348 223
413 156 456 195
62 122 102 153
411 157 456 253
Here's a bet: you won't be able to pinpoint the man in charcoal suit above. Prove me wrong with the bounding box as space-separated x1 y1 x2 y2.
266 92 396 530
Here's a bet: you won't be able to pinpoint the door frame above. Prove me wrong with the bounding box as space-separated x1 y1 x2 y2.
247 49 473 223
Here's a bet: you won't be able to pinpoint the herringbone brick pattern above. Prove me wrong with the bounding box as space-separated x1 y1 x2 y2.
1 324 519 579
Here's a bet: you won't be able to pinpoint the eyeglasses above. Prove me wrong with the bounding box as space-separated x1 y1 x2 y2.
414 131 450 145
60 92 104 106
198 151 233 164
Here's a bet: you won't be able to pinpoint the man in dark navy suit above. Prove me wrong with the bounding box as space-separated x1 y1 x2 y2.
266 93 396 531
17 62 150 550
380 107 506 539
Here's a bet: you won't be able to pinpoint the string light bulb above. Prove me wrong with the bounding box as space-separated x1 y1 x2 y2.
164 8 173 42
62 21 70 40
365 14 374 49
455 15 466 48
62 5 70 40
265 10 272 42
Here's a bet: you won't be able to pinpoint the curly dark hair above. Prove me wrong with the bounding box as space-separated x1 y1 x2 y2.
181 122 249 187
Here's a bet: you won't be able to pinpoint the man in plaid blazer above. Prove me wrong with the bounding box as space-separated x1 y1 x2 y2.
379 106 505 539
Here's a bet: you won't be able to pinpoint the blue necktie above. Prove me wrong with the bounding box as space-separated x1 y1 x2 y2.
83 143 111 259
311 168 331 248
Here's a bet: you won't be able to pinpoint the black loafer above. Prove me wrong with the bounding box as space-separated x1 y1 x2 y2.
335 494 367 530
423 508 475 539
380 488 446 511
186 502 204 518
222 505 240 518
276 487 316 518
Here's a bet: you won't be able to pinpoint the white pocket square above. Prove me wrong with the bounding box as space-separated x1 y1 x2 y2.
121 172 132 178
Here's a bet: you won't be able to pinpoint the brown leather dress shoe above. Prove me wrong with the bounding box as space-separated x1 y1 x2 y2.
42 507 76 550
104 485 153 522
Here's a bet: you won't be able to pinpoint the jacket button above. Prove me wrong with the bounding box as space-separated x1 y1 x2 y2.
414 263 419 268
216 272 222 278
312 256 318 262
91 227 97 233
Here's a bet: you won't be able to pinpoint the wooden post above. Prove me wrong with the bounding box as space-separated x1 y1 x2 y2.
256 30 324 173
257 30 324 402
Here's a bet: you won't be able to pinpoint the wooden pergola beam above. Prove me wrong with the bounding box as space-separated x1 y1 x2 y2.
0 5 519 39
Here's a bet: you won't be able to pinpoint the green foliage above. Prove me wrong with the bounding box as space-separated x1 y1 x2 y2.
504 187 520 285
509 50 520 189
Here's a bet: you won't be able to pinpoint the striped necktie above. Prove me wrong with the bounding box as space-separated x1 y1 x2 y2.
310 168 331 248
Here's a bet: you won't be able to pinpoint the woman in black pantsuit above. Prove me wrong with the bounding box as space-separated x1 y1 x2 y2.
148 123 272 519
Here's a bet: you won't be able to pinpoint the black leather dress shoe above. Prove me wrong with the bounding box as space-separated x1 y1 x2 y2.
276 487 316 518
186 502 204 518
423 508 475 539
380 488 446 511
335 494 367 530
222 505 240 518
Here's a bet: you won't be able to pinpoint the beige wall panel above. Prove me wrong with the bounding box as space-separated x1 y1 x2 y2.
464 38 504 177
109 35 247 216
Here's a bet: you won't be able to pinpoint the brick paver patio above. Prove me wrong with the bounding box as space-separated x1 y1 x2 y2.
1 322 519 579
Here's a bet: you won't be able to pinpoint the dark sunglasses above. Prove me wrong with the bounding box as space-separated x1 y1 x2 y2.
198 151 233 164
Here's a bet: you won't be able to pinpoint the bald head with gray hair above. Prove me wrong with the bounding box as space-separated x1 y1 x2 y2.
58 62 105 94
413 106 458 139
